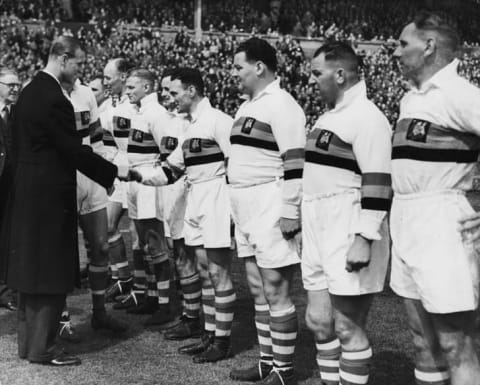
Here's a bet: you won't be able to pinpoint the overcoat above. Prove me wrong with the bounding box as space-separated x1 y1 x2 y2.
1 71 117 294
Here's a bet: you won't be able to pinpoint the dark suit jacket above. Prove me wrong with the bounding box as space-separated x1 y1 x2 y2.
1 71 117 294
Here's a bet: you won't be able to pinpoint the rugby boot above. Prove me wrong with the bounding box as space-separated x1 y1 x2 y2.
112 290 144 310
127 296 159 315
257 369 297 385
193 336 232 363
105 277 132 303
178 331 214 355
230 361 273 382
144 304 175 326
91 311 128 333
58 318 82 343
164 315 201 340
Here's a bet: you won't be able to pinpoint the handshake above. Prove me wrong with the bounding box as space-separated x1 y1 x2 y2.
117 167 143 183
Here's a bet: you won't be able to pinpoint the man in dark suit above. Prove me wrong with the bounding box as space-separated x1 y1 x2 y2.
1 36 123 366
0 68 20 311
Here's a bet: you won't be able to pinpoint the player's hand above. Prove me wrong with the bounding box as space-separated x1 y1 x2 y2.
280 217 301 240
458 212 480 244
128 168 143 183
106 184 115 196
345 235 372 272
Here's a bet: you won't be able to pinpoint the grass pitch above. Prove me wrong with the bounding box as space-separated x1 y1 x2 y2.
0 218 475 385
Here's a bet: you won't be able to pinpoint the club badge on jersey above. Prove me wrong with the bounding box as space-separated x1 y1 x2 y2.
316 130 333 150
407 119 430 142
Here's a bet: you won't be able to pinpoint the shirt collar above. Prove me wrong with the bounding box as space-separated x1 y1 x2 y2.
139 92 158 109
413 59 459 93
250 78 281 102
331 80 367 112
190 97 211 123
0 100 6 113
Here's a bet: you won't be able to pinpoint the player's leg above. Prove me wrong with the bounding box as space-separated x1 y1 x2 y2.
165 239 202 340
230 256 274 381
105 201 133 302
142 219 174 326
305 290 339 385
80 208 127 332
402 299 450 385
179 246 216 355
259 265 298 384
330 294 374 385
193 247 235 363
431 311 479 385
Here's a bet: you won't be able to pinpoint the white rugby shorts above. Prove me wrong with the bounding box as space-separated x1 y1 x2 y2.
76 171 108 215
301 190 389 294
108 179 128 209
230 180 300 269
390 190 480 313
184 177 230 248
128 169 162 220
162 178 187 240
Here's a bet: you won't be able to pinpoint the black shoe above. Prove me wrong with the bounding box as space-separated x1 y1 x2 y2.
91 312 128 333
230 361 273 382
164 315 201 340
126 297 159 315
144 305 174 326
112 290 144 310
258 369 297 385
34 352 81 366
58 319 82 343
105 278 133 303
192 337 232 363
178 331 214 355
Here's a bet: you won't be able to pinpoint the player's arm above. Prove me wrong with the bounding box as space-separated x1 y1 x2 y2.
347 112 393 272
98 108 118 161
270 100 306 239
214 112 233 169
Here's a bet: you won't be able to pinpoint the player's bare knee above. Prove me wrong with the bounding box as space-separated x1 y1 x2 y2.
334 317 360 346
437 333 465 367
306 305 333 337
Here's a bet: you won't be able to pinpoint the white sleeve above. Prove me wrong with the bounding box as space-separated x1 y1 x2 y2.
214 112 233 158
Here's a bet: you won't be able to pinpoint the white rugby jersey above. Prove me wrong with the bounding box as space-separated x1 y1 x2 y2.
69 82 102 151
100 95 137 164
392 59 480 194
158 111 189 164
304 81 392 240
167 97 232 184
127 92 170 167
228 79 306 219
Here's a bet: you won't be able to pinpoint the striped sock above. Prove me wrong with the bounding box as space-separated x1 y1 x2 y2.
316 337 341 385
414 365 450 385
108 234 129 279
270 305 298 373
88 263 109 310
202 285 216 333
152 255 170 305
215 288 236 338
255 303 273 365
145 261 158 299
180 273 201 318
132 249 147 291
339 346 372 385
110 264 119 280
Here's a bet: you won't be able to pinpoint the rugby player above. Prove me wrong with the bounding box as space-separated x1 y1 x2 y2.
391 12 480 385
228 38 305 385
303 41 392 385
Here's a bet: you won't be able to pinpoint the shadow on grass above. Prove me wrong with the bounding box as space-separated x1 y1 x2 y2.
0 309 17 337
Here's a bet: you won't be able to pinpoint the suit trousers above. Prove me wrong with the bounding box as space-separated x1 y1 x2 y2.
17 292 66 362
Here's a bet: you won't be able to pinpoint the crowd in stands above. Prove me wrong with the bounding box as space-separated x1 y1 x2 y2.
2 0 480 44
1 2 480 129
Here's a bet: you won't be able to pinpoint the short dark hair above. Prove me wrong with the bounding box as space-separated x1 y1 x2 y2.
412 11 459 57
113 58 131 74
128 68 155 88
235 37 277 72
313 41 360 73
170 68 204 96
90 73 104 82
161 68 177 80
49 35 81 58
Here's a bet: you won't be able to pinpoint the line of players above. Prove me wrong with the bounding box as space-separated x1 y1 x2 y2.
66 12 480 385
